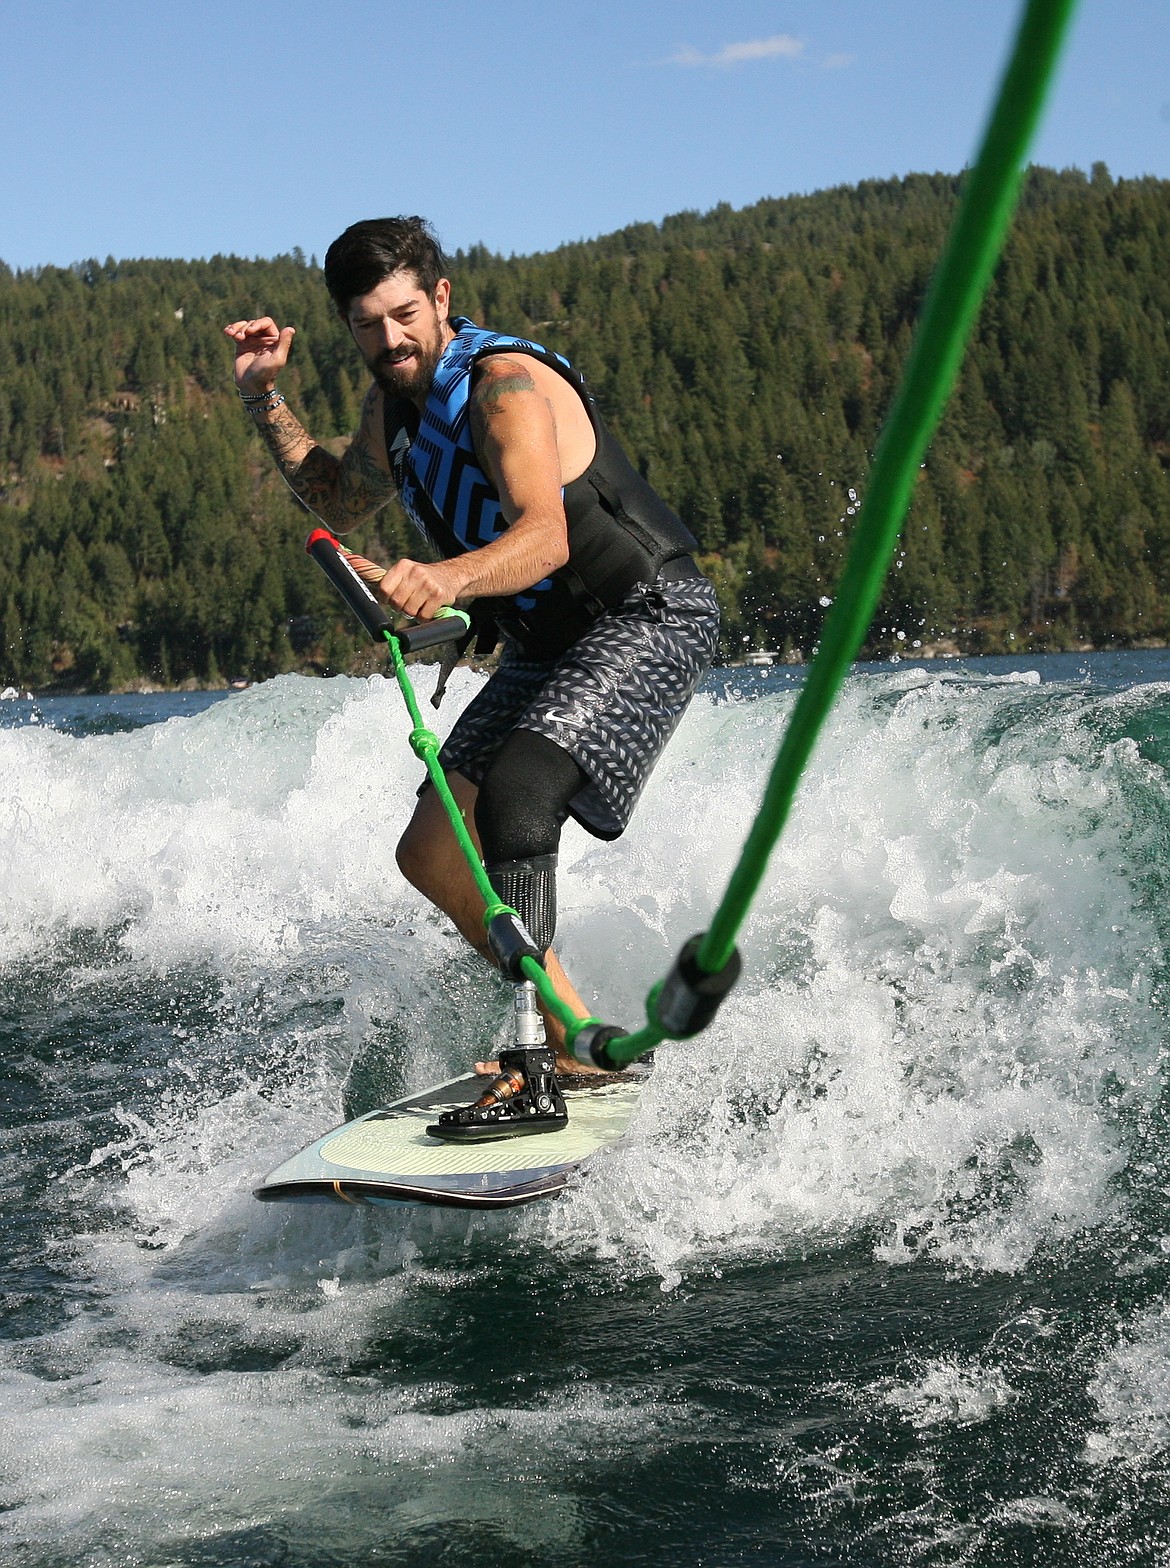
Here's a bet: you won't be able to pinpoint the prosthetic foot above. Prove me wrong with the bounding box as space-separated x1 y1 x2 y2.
427 981 569 1142
426 1045 568 1142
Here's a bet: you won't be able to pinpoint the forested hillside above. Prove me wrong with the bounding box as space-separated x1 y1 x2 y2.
2 163 1169 690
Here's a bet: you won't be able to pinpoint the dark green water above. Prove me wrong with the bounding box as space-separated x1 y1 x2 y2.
2 657 1170 1566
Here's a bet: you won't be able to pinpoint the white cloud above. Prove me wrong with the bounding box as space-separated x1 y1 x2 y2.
667 34 804 69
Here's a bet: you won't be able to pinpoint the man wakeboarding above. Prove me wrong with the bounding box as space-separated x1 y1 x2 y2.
225 217 719 1137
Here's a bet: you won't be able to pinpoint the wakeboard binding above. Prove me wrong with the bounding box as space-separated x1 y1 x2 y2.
426 1045 568 1142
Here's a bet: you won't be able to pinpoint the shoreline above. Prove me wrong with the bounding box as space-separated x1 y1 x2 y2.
6 636 1169 700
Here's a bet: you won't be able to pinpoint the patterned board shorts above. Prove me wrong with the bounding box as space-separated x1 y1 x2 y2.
437 577 720 840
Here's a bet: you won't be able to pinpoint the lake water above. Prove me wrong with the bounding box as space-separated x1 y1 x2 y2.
2 650 1169 1566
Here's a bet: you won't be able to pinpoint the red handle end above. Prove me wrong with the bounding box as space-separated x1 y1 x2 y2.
305 527 341 555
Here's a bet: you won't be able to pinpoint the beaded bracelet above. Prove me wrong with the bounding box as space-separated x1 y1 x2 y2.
238 385 279 404
244 393 286 414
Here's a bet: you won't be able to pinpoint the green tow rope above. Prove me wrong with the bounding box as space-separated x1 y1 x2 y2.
309 0 1077 1074
571 0 1079 1069
382 624 501 915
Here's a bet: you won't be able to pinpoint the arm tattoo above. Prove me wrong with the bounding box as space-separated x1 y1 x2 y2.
254 402 312 470
476 368 538 404
337 434 397 521
469 360 542 462
252 388 394 527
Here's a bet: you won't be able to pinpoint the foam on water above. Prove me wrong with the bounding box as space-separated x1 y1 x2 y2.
1084 1303 1170 1467
547 673 1170 1283
3 666 1170 1561
0 674 469 967
4 668 1169 1273
876 1354 1018 1428
0 1352 680 1565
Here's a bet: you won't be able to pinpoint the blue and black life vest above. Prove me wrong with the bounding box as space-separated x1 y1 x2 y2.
382 319 697 659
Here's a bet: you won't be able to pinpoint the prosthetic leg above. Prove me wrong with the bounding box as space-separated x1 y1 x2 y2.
427 855 569 1141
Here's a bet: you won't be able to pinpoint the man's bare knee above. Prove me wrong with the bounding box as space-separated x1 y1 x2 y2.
395 816 435 893
396 774 480 900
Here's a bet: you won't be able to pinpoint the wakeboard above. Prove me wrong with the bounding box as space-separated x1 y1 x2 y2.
254 1069 647 1210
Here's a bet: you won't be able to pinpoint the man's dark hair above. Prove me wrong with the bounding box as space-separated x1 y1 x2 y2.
323 217 448 316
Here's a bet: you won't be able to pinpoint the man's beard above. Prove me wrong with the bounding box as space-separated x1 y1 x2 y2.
368 328 445 401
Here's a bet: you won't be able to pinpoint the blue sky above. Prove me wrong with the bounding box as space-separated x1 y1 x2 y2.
1 1 1167 270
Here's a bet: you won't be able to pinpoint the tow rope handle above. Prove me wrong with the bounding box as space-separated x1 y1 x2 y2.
305 528 471 653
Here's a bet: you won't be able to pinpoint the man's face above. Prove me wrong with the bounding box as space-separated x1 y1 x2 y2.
347 271 452 401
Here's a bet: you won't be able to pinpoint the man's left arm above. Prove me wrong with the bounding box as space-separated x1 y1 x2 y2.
375 356 569 620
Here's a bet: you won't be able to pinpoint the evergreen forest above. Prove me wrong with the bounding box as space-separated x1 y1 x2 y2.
2 162 1169 691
